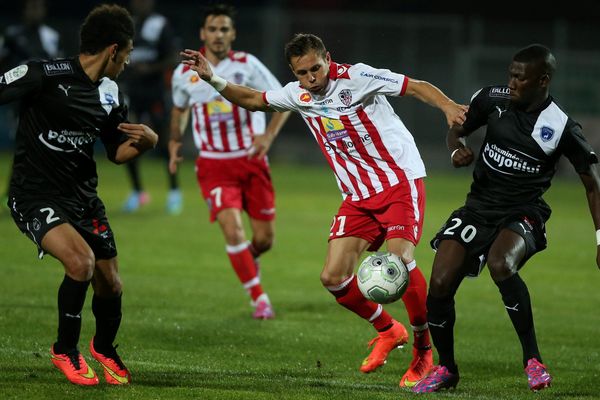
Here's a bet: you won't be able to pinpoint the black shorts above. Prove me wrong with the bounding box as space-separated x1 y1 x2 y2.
9 194 117 260
430 206 547 277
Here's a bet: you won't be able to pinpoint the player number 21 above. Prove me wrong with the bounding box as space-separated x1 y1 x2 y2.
329 215 346 237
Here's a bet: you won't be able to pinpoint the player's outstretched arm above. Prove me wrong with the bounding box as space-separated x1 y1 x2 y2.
447 124 474 168
112 123 158 164
579 164 600 269
180 49 270 112
404 78 468 128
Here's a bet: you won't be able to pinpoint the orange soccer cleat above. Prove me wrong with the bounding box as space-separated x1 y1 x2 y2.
89 338 131 385
50 345 99 386
360 319 409 373
399 346 433 387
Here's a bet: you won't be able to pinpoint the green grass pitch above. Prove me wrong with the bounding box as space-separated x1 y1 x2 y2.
0 153 598 399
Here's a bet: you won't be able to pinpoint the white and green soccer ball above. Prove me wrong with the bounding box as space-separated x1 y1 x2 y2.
357 252 409 304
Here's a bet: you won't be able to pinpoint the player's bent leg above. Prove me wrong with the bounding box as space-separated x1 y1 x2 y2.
219 209 272 318
323 237 407 372
248 218 276 279
90 258 130 384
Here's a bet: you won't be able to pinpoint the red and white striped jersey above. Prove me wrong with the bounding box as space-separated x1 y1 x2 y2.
264 61 426 201
172 48 283 159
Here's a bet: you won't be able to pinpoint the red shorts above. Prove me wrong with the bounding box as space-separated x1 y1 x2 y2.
328 178 426 250
195 156 276 223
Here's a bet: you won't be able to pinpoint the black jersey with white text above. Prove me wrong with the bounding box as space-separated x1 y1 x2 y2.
462 85 597 220
0 58 128 203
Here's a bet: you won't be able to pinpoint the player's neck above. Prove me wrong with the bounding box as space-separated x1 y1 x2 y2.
204 49 229 66
79 53 109 82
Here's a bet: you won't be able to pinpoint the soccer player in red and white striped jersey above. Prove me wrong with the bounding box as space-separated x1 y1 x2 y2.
169 4 290 320
180 33 467 386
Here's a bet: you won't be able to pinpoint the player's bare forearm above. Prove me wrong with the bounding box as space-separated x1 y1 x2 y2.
220 84 270 112
180 48 270 112
170 106 189 142
168 107 189 173
580 165 600 269
447 125 473 168
405 79 468 127
250 111 291 158
265 111 291 139
113 123 158 164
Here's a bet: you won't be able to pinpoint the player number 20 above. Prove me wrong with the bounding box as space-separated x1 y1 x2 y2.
443 217 477 243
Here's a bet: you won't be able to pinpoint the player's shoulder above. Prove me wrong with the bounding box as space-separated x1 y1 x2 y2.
472 85 510 102
39 58 76 78
228 50 249 64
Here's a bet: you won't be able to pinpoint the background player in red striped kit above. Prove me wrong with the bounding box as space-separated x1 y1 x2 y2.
180 33 467 386
168 4 290 319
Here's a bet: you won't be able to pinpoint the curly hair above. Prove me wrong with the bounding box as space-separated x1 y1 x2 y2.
80 4 134 54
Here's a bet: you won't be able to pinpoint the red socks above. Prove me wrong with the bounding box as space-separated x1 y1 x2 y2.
402 263 431 349
226 242 263 301
327 275 393 331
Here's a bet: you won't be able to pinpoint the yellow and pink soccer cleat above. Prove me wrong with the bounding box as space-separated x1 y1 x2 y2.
50 345 99 386
89 338 131 385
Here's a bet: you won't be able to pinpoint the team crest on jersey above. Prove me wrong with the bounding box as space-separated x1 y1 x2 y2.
540 126 554 142
43 61 73 76
233 72 244 84
299 92 312 103
104 93 115 105
338 89 352 107
189 75 199 83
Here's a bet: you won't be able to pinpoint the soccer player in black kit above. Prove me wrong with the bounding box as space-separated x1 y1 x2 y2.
1 5 158 385
413 44 600 393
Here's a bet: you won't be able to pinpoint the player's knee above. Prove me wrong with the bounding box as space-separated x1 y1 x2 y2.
487 254 516 282
106 275 123 296
428 273 453 298
253 236 274 254
63 250 95 280
320 270 341 287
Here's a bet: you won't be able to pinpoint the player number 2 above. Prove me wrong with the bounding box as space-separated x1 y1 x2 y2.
40 207 60 224
443 217 477 243
210 187 222 208
329 215 346 237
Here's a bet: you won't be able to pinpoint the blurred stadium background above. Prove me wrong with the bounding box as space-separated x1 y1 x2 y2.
1 0 599 171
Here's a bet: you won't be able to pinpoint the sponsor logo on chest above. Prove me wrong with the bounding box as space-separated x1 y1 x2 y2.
482 143 542 175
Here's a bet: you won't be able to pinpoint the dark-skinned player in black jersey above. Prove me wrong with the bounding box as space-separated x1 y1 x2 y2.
413 44 600 393
1 5 158 386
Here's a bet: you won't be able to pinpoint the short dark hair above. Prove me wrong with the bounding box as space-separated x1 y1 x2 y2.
80 4 134 54
513 44 557 79
284 33 327 63
202 3 236 27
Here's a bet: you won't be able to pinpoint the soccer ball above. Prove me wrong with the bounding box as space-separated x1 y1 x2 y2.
357 252 409 304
